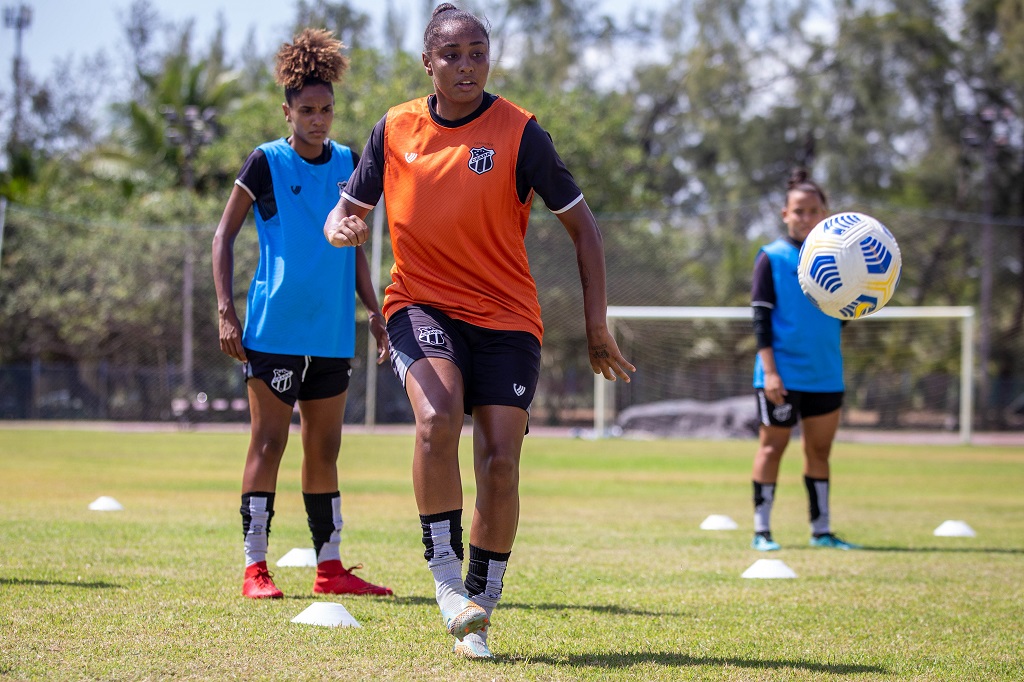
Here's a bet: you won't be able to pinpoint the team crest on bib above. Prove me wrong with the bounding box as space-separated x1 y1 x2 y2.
418 327 447 347
468 147 495 175
271 368 293 393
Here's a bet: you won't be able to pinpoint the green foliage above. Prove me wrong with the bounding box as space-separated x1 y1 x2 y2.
2 0 1024 418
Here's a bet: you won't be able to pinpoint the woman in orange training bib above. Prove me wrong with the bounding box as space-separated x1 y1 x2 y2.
323 3 634 659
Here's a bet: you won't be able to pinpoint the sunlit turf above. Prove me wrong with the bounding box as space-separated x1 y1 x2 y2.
1 427 1022 680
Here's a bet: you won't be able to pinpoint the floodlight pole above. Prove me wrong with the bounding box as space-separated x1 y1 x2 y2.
364 202 384 428
163 105 217 405
962 106 1014 428
4 4 32 150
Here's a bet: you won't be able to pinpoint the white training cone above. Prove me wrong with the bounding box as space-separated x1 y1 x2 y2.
88 496 124 511
291 602 361 628
276 548 318 567
700 514 739 530
933 520 976 537
742 559 797 579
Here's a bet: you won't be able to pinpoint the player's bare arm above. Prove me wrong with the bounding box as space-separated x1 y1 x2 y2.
324 197 371 247
355 245 389 364
212 185 255 362
558 200 636 382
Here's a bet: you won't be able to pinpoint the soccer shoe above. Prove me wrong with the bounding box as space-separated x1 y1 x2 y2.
810 533 861 550
453 631 493 659
313 560 393 596
242 561 283 599
751 532 781 551
441 598 489 641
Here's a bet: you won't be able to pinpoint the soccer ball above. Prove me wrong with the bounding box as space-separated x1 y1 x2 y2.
797 212 902 320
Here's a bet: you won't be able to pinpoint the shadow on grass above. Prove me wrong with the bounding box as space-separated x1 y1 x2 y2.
0 577 122 589
799 545 1024 555
516 650 886 674
393 595 680 617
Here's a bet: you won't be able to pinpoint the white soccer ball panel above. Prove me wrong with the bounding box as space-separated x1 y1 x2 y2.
797 212 902 319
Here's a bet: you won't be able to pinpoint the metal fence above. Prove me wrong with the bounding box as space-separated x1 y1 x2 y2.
1 199 1022 431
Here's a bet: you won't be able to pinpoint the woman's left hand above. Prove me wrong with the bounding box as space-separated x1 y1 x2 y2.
587 327 635 382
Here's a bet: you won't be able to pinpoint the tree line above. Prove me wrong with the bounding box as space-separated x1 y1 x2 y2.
0 0 1021 422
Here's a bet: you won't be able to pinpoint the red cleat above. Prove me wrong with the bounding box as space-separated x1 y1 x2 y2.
313 560 393 596
242 561 283 599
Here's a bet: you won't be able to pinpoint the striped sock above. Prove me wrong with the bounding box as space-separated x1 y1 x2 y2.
805 476 831 536
753 481 775 535
420 510 466 615
241 492 275 567
465 545 510 641
304 491 343 564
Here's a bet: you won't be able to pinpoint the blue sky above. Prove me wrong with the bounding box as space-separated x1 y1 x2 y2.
1 0 662 95
0 0 433 95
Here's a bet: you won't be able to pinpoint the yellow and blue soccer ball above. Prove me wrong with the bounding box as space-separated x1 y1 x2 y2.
797 212 902 320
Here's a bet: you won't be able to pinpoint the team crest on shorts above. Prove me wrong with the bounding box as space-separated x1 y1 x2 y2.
772 403 793 422
418 326 447 347
468 147 495 175
271 368 294 393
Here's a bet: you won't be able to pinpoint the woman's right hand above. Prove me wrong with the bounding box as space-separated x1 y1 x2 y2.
762 371 787 406
324 207 369 247
219 310 247 362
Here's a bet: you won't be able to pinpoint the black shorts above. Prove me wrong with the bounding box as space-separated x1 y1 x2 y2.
755 389 843 428
386 304 541 415
243 348 352 407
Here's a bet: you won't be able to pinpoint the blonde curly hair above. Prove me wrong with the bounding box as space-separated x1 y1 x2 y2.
275 28 349 100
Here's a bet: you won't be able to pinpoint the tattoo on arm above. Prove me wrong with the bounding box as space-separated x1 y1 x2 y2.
577 255 591 289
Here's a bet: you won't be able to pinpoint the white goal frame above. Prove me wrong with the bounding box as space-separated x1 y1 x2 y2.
595 306 976 443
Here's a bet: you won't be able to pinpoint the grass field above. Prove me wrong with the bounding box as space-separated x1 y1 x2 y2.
1 427 1022 681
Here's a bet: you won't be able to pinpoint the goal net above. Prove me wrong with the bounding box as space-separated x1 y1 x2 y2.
596 306 974 443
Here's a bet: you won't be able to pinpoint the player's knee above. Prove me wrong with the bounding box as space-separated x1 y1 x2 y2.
250 434 288 462
415 402 463 441
758 443 786 464
476 451 520 492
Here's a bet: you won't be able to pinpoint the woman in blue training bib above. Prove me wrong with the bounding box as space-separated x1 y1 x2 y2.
749 168 860 552
212 28 391 599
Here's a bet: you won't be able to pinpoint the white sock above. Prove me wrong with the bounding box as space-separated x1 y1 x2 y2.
242 494 271 567
753 481 775 534
430 557 468 616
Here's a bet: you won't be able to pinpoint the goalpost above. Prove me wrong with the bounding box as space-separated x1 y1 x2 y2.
595 306 975 443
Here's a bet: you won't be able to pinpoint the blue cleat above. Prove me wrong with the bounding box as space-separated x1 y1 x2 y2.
441 598 489 641
810 533 861 550
751 532 781 551
453 630 494 659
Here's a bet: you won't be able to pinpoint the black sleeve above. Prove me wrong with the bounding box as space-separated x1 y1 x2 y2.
236 148 276 221
515 119 583 210
751 251 775 349
341 115 387 208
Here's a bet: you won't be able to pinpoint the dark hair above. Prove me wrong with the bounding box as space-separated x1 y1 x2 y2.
785 167 828 207
275 28 349 104
423 3 490 52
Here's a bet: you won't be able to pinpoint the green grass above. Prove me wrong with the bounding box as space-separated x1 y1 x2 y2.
1 428 1022 681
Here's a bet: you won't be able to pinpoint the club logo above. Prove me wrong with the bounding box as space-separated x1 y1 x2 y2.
290 185 302 195
337 180 347 196
513 383 526 397
271 368 294 393
405 152 418 163
772 403 793 422
417 326 447 347
468 147 495 175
